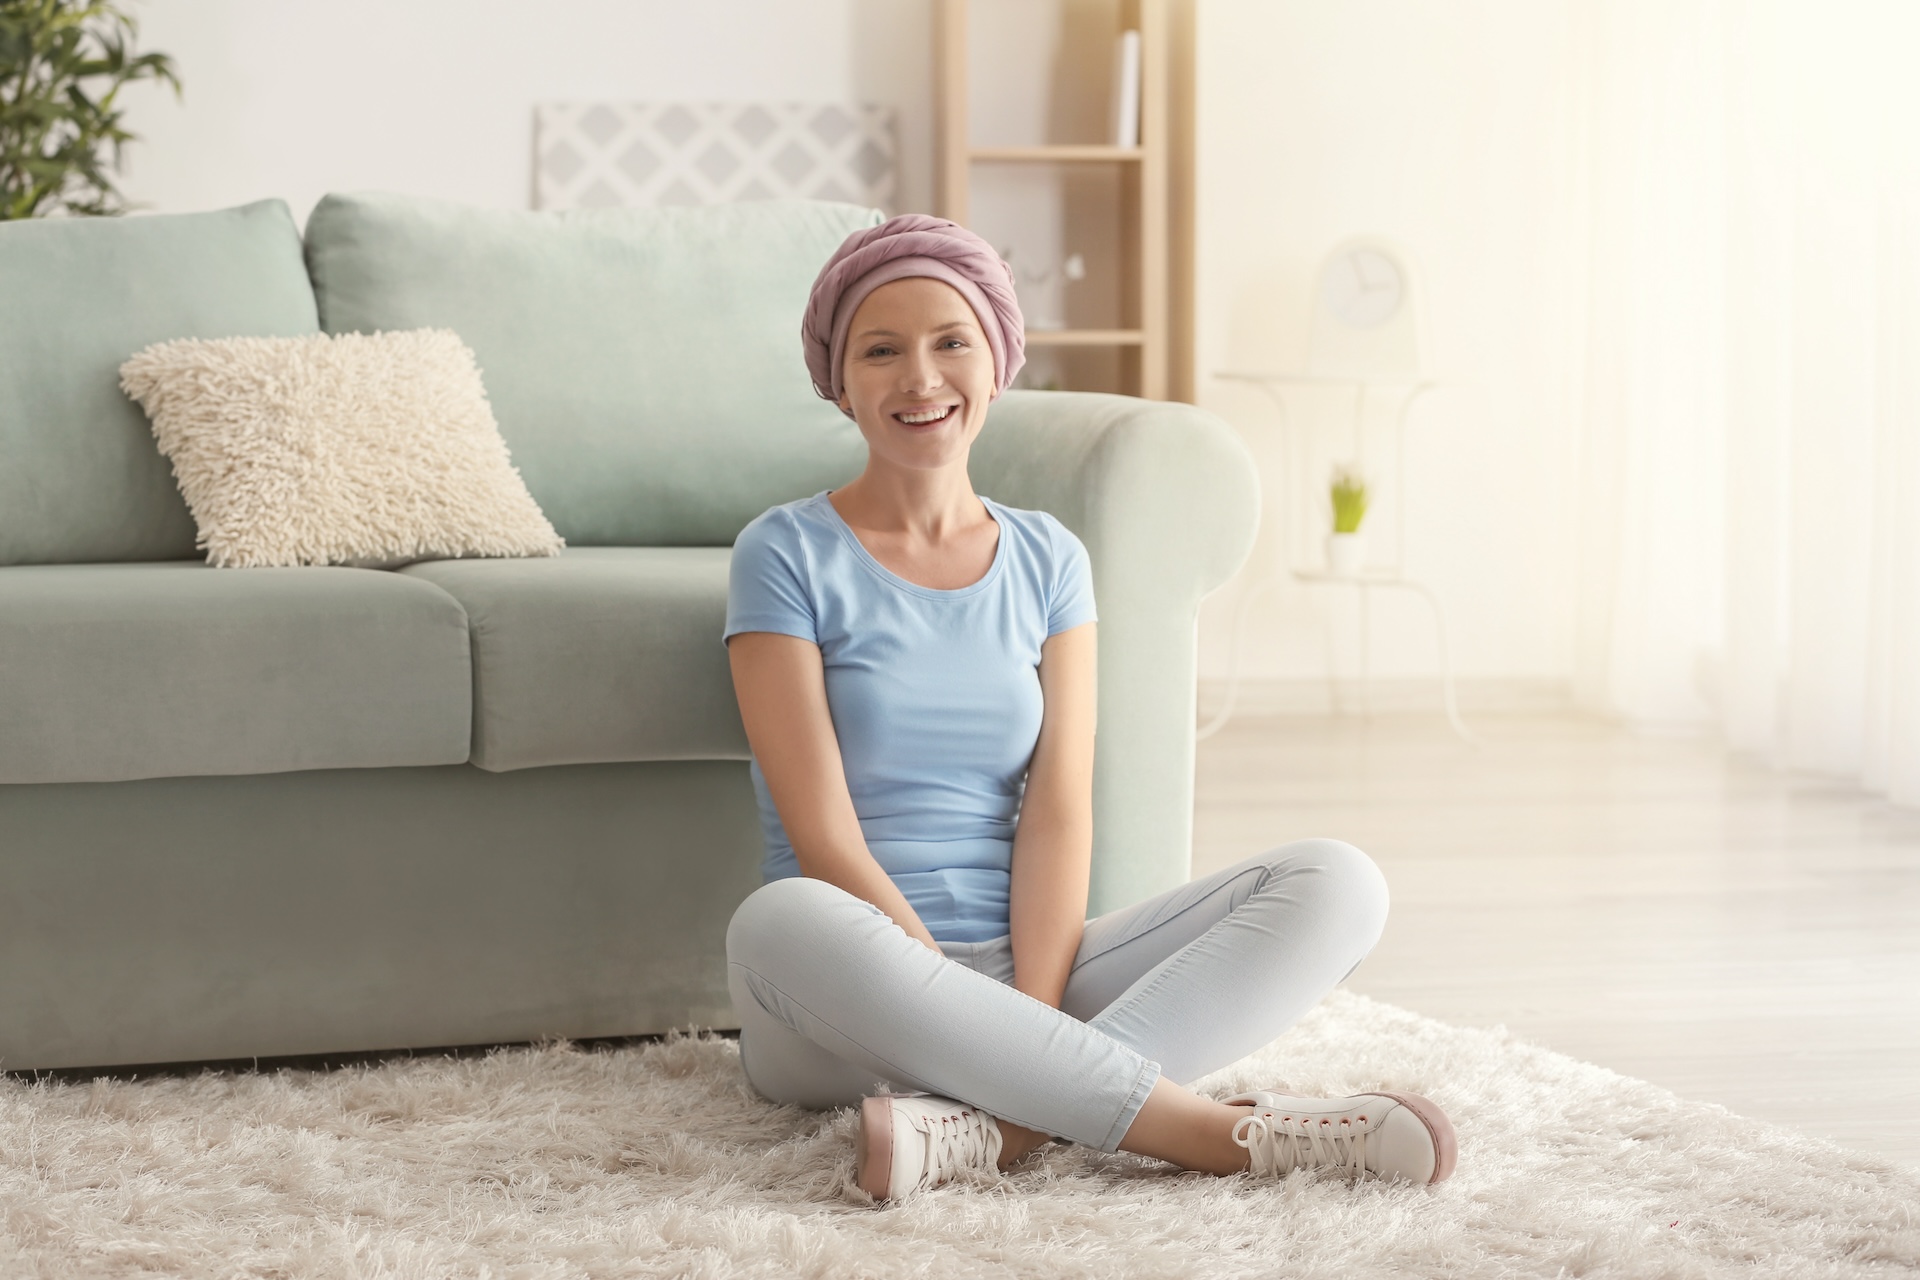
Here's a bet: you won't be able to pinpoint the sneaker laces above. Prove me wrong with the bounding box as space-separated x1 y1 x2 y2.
1233 1109 1373 1179
914 1108 1002 1189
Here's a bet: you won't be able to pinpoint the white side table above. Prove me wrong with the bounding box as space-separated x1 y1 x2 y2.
1201 372 1478 744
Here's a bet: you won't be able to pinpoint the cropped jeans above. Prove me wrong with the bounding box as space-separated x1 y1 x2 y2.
725 839 1389 1152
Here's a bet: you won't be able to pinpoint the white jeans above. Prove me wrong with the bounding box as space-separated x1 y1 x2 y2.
725 839 1390 1152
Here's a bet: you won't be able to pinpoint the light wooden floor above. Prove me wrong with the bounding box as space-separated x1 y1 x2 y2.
1191 711 1920 1167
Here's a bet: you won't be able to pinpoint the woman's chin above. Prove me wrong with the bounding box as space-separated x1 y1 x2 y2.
858 419 977 469
870 439 971 473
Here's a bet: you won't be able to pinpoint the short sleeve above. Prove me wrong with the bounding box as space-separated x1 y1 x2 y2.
1044 518 1098 636
725 508 819 644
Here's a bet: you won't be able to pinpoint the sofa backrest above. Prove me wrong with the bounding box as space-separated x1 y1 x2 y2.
0 200 320 566
304 193 879 546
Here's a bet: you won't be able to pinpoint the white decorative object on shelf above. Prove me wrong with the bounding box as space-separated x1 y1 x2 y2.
1325 531 1367 577
1111 29 1142 148
533 103 896 211
1002 248 1090 333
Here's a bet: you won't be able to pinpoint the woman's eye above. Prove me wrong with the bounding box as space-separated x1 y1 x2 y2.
866 345 896 357
941 338 968 350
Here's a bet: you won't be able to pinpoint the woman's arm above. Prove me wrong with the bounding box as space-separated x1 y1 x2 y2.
1009 622 1098 1008
728 630 942 953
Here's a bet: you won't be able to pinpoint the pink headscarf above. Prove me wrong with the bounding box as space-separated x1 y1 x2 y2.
802 213 1025 416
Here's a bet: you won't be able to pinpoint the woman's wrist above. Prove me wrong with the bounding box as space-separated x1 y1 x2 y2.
1010 921 1082 1009
1011 973 1070 1009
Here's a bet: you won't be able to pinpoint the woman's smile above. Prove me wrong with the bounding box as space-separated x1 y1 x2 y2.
893 403 959 428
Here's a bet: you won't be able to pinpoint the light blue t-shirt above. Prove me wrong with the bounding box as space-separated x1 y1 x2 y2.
723 491 1097 943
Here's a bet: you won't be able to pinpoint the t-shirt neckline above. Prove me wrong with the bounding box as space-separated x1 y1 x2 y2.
816 491 1008 600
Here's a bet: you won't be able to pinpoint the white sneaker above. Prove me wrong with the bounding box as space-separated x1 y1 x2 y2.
856 1093 1004 1200
1226 1090 1457 1185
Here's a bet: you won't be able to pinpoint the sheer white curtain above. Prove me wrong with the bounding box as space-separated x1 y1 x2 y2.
1573 0 1920 804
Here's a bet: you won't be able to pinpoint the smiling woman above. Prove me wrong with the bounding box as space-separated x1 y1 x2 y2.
717 213 1453 1203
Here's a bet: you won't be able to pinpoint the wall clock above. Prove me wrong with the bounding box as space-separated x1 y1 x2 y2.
1321 247 1405 329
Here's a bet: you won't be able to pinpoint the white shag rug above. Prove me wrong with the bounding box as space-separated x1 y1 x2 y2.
3 992 1916 1279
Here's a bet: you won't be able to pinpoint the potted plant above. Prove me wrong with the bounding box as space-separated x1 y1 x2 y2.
1327 465 1368 577
1 0 179 220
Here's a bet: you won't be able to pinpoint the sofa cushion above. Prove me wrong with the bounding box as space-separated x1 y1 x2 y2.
0 201 321 566
400 548 745 771
0 563 472 784
303 193 877 546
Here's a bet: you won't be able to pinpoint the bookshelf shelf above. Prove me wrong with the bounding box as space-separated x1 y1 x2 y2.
969 146 1145 164
1026 328 1146 346
935 0 1174 399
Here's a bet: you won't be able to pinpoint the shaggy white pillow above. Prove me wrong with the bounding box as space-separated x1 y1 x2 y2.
120 329 564 568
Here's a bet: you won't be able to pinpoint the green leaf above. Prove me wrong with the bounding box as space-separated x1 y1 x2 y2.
1329 466 1370 534
0 0 180 219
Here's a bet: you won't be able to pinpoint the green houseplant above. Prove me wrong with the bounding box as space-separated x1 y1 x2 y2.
1326 465 1369 576
0 0 178 219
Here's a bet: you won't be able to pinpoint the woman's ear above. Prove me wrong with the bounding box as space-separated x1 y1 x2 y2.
837 391 853 415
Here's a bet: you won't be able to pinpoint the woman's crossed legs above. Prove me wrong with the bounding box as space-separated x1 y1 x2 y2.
725 838 1392 1166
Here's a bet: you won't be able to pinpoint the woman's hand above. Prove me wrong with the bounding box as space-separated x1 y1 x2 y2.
727 630 942 953
1009 622 1097 1008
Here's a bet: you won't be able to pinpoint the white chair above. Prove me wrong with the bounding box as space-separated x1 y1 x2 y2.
1207 236 1476 742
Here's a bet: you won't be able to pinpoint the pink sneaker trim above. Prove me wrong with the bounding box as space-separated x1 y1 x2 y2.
1370 1091 1457 1184
856 1095 895 1199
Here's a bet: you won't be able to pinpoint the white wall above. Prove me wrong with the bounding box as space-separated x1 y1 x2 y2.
117 0 1590 696
119 0 934 223
1192 0 1589 696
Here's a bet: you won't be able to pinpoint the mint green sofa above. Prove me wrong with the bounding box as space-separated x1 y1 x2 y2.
0 194 1259 1072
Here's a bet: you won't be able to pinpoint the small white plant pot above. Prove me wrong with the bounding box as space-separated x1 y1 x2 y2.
1325 531 1367 577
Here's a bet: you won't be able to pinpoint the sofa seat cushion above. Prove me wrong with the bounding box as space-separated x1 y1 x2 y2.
0 563 472 785
400 548 746 771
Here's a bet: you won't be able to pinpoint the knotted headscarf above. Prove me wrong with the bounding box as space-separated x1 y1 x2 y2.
802 214 1025 416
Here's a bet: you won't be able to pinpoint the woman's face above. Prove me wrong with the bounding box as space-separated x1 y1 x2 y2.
837 276 996 474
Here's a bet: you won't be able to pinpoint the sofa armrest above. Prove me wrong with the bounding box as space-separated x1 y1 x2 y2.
970 390 1261 915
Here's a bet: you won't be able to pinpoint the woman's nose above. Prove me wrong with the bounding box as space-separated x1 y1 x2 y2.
899 347 942 395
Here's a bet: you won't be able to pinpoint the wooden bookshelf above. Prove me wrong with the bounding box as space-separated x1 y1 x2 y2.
934 0 1174 400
